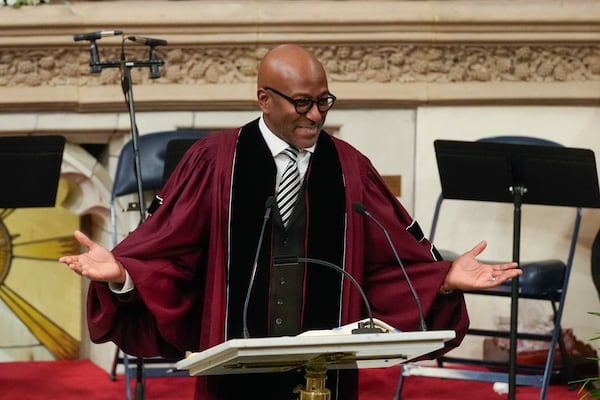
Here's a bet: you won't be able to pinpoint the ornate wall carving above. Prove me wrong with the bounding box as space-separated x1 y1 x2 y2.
2 44 599 89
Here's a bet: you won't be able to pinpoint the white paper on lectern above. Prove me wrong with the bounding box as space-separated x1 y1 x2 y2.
176 319 455 376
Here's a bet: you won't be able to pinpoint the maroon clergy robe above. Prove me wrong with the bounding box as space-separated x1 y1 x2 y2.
87 119 468 399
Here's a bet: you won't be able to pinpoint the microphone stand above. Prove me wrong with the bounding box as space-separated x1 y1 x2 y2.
120 63 147 400
75 33 166 400
119 53 165 400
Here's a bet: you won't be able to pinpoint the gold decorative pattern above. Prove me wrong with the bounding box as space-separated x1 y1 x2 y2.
0 181 81 361
0 285 79 360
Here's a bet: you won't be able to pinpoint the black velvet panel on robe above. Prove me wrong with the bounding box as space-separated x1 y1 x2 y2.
215 119 356 400
227 120 346 339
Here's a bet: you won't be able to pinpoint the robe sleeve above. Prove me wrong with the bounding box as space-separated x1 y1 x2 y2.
361 161 469 355
87 140 218 358
335 138 468 356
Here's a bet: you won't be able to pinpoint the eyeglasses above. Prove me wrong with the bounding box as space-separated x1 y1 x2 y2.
264 87 336 114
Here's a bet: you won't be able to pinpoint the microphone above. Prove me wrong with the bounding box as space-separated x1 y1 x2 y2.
148 47 162 80
73 30 123 42
88 40 102 74
242 196 276 339
127 35 168 47
352 202 427 331
273 256 384 334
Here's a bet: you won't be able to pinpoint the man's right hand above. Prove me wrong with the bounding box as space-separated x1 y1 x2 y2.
58 230 126 284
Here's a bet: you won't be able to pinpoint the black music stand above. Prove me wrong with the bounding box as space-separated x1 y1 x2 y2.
433 139 600 399
0 136 65 208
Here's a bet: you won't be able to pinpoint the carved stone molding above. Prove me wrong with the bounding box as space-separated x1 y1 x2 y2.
2 44 599 87
1 1 600 111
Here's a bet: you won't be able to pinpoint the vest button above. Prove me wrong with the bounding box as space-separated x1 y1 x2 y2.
275 318 283 325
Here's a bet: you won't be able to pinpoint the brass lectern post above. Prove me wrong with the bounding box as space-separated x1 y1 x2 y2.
293 357 331 400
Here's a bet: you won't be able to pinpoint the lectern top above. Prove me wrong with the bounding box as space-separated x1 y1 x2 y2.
176 320 455 377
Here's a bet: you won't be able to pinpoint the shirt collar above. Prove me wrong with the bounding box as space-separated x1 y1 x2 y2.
259 115 316 156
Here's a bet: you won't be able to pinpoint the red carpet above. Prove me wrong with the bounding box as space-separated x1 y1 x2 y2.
0 359 584 399
0 360 194 400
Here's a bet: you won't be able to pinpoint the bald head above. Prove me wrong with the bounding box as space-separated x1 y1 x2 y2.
257 44 328 92
256 44 332 149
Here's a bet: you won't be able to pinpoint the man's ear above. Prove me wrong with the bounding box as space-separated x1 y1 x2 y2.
257 89 270 112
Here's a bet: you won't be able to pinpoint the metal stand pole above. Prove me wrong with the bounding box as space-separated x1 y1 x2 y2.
508 184 526 400
120 64 147 221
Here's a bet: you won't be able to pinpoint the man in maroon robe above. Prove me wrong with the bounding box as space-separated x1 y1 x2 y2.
60 44 521 400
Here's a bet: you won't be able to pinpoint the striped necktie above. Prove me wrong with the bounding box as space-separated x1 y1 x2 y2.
277 146 301 227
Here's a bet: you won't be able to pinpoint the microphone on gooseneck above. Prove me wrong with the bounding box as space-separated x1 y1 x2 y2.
273 256 384 334
352 202 427 331
242 196 276 339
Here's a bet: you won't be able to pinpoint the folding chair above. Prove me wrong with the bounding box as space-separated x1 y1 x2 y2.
107 129 209 400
